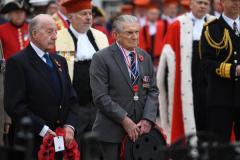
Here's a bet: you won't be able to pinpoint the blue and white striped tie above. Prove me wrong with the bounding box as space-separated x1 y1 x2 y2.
129 52 139 85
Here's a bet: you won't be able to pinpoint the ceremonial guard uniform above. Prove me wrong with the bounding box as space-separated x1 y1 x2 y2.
200 14 240 141
0 23 29 60
0 0 29 145
0 0 29 60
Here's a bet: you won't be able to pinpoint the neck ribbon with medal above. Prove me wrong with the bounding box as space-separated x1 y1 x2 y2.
119 46 140 101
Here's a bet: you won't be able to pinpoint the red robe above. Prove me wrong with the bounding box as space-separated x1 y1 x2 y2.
0 22 29 60
157 14 215 144
139 20 167 65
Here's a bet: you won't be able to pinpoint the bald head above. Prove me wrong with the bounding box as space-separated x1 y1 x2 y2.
29 14 57 51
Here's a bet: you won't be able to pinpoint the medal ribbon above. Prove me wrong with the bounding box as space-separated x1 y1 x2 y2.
119 45 139 86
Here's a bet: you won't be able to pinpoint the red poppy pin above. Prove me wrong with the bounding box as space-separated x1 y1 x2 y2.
139 55 144 62
132 84 139 92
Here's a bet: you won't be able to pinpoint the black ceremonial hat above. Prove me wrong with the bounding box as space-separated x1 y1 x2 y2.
1 0 29 14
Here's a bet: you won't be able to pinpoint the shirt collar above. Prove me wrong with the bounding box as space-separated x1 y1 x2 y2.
222 13 240 29
30 42 46 58
116 42 134 56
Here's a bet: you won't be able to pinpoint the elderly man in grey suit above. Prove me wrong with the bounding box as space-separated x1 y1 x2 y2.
90 15 159 160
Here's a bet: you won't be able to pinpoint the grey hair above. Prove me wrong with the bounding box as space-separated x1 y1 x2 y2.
28 14 44 39
112 15 139 32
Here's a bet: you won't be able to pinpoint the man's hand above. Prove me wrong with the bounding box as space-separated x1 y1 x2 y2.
122 116 140 142
45 129 56 137
64 126 74 145
137 119 152 135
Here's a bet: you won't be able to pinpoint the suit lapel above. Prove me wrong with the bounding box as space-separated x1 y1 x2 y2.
111 44 132 88
27 45 56 96
136 48 145 87
50 55 65 102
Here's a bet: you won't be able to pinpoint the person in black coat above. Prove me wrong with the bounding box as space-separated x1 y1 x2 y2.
200 0 240 141
4 14 79 156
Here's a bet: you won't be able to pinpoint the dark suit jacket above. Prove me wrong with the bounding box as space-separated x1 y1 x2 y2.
200 16 240 107
4 44 79 137
90 43 159 143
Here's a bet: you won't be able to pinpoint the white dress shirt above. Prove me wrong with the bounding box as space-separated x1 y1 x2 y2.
188 12 206 41
222 13 240 31
69 25 96 61
148 22 157 36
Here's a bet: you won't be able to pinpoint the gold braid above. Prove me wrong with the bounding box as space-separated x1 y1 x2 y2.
200 26 233 78
204 26 233 62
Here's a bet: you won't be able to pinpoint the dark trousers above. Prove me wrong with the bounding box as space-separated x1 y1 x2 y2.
207 106 240 142
99 141 121 160
75 102 96 160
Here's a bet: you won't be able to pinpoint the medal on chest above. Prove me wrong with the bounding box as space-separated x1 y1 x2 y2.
133 84 139 101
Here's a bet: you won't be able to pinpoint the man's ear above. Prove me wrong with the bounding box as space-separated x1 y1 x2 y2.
31 29 38 39
112 31 118 40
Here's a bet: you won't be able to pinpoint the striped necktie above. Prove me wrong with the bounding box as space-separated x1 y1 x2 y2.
129 52 139 85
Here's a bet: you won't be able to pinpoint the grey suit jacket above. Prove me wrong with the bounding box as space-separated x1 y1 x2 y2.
90 43 159 143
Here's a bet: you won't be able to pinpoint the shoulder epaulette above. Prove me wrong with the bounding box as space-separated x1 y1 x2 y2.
204 18 218 27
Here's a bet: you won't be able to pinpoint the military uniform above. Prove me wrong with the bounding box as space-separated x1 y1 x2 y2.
200 15 240 141
0 22 29 60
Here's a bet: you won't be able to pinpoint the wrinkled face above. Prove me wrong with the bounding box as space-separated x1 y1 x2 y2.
147 8 160 22
32 19 57 51
114 22 140 51
221 0 240 18
8 9 26 26
69 9 92 33
190 0 210 19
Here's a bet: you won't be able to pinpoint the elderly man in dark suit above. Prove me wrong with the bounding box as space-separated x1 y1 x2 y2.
4 14 79 156
90 14 159 160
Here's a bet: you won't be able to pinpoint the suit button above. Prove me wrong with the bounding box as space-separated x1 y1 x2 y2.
234 60 238 64
234 51 237 55
59 105 62 109
56 120 60 124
